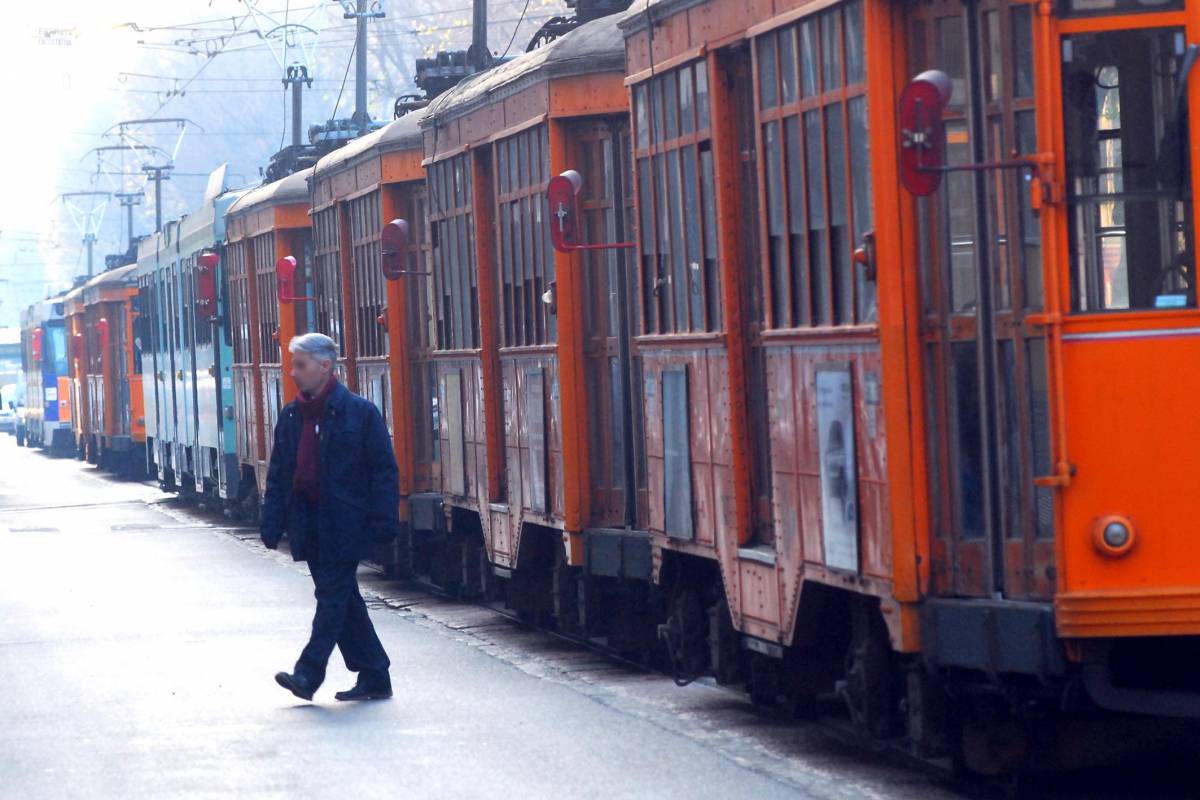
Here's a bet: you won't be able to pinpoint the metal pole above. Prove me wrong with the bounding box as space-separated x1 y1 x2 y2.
292 79 303 147
471 0 489 70
353 0 369 132
85 234 95 278
155 173 163 233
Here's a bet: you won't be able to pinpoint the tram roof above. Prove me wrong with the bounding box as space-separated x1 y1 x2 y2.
313 112 426 179
617 0 693 34
422 14 625 127
226 167 313 217
83 263 137 290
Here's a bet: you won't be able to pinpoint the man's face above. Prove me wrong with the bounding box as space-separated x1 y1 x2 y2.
291 350 332 395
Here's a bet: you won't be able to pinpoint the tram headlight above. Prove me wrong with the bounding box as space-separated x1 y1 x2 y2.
1093 515 1136 557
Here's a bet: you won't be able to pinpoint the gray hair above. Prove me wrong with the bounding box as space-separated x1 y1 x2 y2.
288 332 338 365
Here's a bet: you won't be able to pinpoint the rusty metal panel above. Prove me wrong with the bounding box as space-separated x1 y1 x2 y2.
662 366 694 540
444 368 466 497
815 364 859 573
525 367 548 514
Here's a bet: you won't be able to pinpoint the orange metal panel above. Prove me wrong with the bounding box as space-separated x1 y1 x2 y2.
549 120 590 536
549 73 628 117
381 183 415 494
705 52 754 550
276 230 301 406
275 203 311 231
381 150 424 184
871 0 925 632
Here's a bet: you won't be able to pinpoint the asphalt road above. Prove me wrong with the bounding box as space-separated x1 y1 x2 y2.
41 435 1189 798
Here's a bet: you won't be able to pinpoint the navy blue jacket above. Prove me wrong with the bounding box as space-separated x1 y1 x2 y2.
260 380 400 562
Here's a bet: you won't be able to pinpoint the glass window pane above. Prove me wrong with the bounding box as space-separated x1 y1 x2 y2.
700 147 721 330
682 146 704 328
651 77 665 145
1063 27 1193 311
759 33 779 109
635 84 649 149
936 15 966 108
679 65 695 135
1012 4 1034 99
800 20 818 97
984 10 1002 102
821 10 842 91
826 104 852 323
695 64 710 130
664 71 679 141
805 109 830 324
786 115 807 327
779 27 798 104
845 0 865 85
765 120 787 326
849 96 875 322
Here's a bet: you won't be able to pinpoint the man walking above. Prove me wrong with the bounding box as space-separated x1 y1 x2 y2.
261 333 398 702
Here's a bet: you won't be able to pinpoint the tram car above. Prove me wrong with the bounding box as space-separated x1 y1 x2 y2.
18 293 72 453
134 173 245 499
305 112 432 568
62 284 91 460
78 263 146 475
53 0 1200 773
224 166 314 511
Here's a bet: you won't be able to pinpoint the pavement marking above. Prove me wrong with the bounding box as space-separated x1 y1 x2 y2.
4 526 59 533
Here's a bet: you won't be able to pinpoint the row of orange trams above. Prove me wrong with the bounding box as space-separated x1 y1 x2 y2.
20 0 1200 773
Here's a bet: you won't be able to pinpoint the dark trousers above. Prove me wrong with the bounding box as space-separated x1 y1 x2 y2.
294 557 391 689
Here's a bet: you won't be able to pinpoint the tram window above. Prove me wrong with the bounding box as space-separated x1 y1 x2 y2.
350 191 385 358
1060 0 1182 17
428 154 479 350
253 233 282 362
631 60 721 334
49 327 67 376
496 126 556 348
755 0 873 329
312 208 346 354
1063 28 1194 312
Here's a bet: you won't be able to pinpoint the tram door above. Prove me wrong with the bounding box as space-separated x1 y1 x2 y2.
571 117 647 528
908 0 1054 599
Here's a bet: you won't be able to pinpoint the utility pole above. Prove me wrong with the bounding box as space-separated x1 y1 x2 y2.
469 0 490 71
283 64 313 147
141 165 172 233
84 233 96 278
342 0 386 134
60 191 110 279
115 192 142 251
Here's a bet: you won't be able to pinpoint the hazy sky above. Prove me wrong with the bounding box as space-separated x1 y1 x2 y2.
0 0 554 326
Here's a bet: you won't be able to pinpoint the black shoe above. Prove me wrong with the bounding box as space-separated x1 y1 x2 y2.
275 671 315 701
334 677 392 702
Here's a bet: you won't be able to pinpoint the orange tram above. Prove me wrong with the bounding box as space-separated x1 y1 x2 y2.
23 0 1200 772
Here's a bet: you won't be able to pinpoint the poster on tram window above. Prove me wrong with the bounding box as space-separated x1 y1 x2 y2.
815 366 859 573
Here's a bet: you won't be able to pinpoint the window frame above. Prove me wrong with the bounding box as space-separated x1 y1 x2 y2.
428 153 480 352
752 0 874 330
630 59 723 336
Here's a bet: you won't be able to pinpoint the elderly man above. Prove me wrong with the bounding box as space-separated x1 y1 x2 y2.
261 333 399 702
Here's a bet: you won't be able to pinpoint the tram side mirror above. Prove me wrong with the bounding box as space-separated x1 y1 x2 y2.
548 170 583 253
381 219 409 281
276 256 298 304
899 70 953 197
71 333 84 360
196 251 219 317
32 327 43 362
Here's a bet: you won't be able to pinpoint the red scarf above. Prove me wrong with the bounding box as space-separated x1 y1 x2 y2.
293 375 337 504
